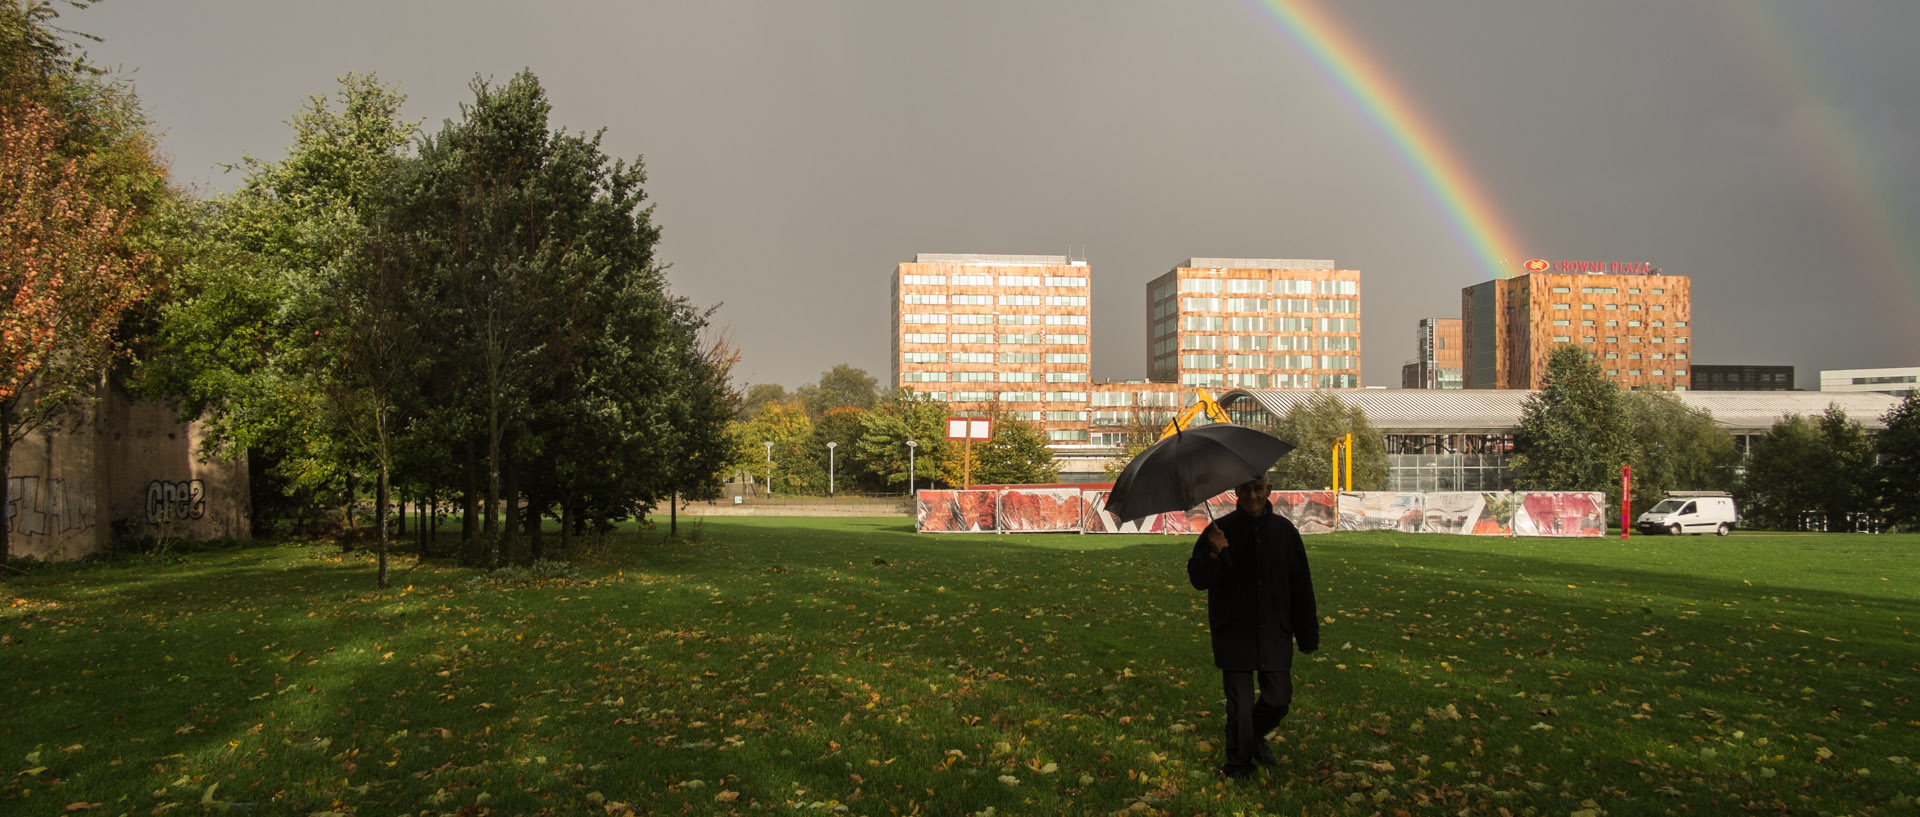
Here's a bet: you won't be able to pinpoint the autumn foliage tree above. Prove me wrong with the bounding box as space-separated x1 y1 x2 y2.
0 97 149 564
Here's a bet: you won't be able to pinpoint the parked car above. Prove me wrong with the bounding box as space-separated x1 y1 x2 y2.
1636 492 1738 536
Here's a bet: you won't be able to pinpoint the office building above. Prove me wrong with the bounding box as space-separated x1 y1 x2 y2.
1820 366 1919 397
891 253 1094 442
1145 258 1361 390
1462 261 1691 390
1401 317 1463 388
1691 364 1794 391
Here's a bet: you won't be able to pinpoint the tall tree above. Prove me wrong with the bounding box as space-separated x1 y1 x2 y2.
854 388 951 492
969 410 1060 486
1739 407 1874 530
739 383 790 420
1620 391 1737 517
1874 391 1920 531
1263 391 1388 491
0 96 149 565
797 364 879 422
407 72 617 562
730 399 811 494
1510 345 1628 506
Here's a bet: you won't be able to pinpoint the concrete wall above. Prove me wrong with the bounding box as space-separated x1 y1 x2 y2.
4 387 248 561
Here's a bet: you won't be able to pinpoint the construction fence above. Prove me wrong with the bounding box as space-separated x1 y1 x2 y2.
915 488 1607 538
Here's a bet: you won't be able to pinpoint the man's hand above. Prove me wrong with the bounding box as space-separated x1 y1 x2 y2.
1204 525 1228 556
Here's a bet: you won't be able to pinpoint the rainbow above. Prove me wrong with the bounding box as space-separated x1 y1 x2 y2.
1247 0 1526 278
1709 3 1920 349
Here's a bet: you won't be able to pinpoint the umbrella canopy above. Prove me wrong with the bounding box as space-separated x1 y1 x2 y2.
1104 423 1295 523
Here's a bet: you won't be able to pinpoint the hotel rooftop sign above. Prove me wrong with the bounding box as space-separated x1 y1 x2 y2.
1524 258 1658 275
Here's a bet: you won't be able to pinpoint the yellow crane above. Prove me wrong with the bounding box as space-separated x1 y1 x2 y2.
1157 389 1231 440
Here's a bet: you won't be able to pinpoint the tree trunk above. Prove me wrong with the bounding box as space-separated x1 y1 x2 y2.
397 491 407 536
559 497 573 553
341 477 357 554
462 441 480 563
376 461 390 589
670 491 678 538
485 401 502 567
501 434 519 565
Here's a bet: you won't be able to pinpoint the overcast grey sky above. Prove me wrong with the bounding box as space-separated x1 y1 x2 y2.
77 1 1920 390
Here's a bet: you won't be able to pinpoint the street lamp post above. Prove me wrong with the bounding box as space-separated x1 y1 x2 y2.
826 441 838 498
763 441 774 498
906 440 918 495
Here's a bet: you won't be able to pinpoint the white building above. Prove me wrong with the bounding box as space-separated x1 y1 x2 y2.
1820 366 1919 397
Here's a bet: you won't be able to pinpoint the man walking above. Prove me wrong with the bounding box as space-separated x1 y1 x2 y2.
1186 477 1319 779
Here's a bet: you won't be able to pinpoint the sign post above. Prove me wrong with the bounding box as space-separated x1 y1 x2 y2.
946 417 993 489
1621 464 1632 540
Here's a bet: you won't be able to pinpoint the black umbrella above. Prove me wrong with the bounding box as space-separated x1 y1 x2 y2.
1104 423 1295 523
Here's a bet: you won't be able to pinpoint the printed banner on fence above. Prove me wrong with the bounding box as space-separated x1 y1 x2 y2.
1512 491 1606 537
916 490 999 533
1271 491 1338 535
996 488 1085 533
1153 492 1238 535
1082 491 1158 534
1338 492 1427 533
1422 492 1515 535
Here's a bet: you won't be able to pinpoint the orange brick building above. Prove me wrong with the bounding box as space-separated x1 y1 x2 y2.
1462 261 1692 390
891 253 1093 442
1145 258 1362 390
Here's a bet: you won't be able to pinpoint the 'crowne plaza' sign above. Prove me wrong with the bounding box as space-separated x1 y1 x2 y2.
1524 258 1657 275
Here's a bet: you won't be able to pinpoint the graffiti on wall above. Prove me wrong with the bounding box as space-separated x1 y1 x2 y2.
5 476 98 536
145 479 207 524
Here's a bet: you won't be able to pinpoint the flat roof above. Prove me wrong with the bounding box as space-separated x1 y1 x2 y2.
912 253 1079 266
1218 388 1904 434
1180 258 1336 270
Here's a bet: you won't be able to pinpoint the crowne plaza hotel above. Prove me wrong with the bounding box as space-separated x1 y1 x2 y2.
1462 260 1692 390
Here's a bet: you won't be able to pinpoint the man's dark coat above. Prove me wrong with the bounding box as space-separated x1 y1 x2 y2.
1186 507 1319 670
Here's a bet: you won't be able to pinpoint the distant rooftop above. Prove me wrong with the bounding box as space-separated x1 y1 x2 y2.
913 253 1085 267
1181 258 1335 270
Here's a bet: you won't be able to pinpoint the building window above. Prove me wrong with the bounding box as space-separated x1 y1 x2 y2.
902 274 946 285
1045 295 1088 306
1581 304 1595 310
904 294 946 305
903 352 942 363
1180 278 1224 293
1226 279 1266 294
1046 276 1087 287
999 372 1040 382
1045 353 1088 364
1044 314 1087 325
951 274 991 286
951 333 993 343
1551 286 1571 293
952 313 992 325
902 313 946 324
1582 337 1595 343
950 352 993 364
1045 372 1087 383
1551 336 1572 342
1226 298 1269 312
1552 303 1570 310
1552 319 1571 326
902 333 946 344
999 294 1041 306
952 294 992 305
998 275 1043 287
998 333 1040 344
1044 334 1087 345
999 352 1042 363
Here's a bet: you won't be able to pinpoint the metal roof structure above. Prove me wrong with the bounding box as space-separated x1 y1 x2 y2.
1217 388 1905 434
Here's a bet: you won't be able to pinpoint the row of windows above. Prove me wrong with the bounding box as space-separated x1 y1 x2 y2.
1553 336 1691 345
1179 373 1357 389
1089 391 1186 407
1548 285 1669 296
901 274 1090 288
1177 335 1358 352
1177 278 1349 295
907 371 1089 384
1553 302 1667 312
898 313 1088 326
1178 297 1356 314
909 294 1093 307
1180 316 1357 332
1177 354 1359 370
900 334 1088 345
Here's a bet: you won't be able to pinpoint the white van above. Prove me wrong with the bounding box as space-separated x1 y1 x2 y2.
1636 492 1738 536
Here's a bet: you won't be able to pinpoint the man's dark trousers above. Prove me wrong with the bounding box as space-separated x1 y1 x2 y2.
1221 648 1293 772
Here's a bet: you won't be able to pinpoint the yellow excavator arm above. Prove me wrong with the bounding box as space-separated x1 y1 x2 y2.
1157 389 1230 440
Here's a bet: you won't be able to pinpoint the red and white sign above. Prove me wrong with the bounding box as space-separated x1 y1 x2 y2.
1524 258 1656 275
946 417 992 440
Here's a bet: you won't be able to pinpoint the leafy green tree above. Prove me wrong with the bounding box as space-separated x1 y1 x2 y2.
1620 391 1737 517
970 411 1059 486
143 74 415 553
855 388 951 492
733 400 812 494
657 333 742 535
1875 391 1920 531
1739 407 1874 530
797 406 869 495
740 383 790 420
1264 391 1387 491
1510 345 1628 506
797 364 879 422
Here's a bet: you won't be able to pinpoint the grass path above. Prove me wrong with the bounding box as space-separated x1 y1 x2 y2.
3 520 1916 815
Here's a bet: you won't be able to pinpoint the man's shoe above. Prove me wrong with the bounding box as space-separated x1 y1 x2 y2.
1219 763 1256 780
1252 742 1278 767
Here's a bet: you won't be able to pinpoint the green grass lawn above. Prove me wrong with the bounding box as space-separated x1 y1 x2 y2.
3 521 1916 816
